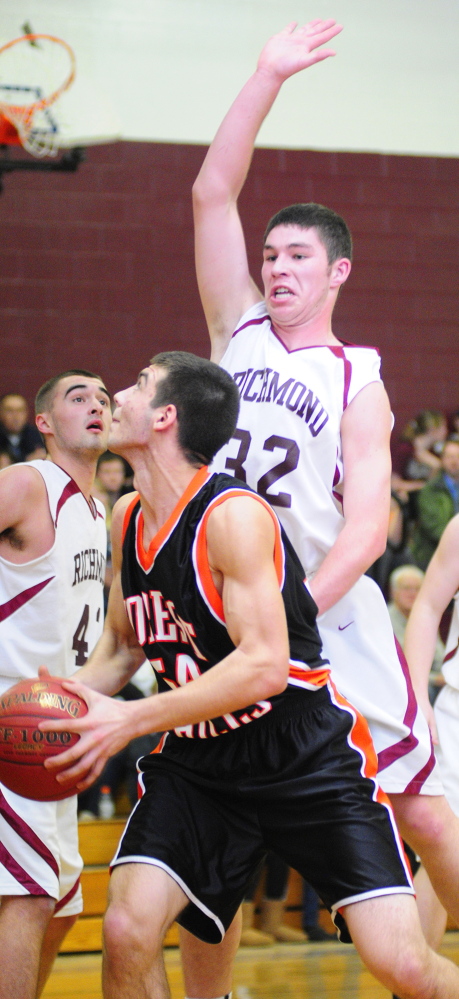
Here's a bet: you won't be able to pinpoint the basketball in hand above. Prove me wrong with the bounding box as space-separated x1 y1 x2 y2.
0 677 87 800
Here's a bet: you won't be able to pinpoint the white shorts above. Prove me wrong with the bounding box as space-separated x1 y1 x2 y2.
316 574 443 796
434 684 459 815
0 782 83 917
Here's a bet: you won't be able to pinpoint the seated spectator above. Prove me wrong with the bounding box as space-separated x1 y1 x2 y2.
0 392 46 462
388 565 445 704
366 492 415 599
410 436 459 570
391 409 448 504
449 410 459 435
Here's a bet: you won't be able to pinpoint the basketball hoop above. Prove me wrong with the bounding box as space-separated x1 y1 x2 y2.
0 34 76 157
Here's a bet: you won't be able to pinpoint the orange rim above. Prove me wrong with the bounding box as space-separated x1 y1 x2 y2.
0 34 76 120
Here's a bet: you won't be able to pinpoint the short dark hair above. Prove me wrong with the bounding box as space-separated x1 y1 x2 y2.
35 369 105 415
264 202 352 263
149 351 240 466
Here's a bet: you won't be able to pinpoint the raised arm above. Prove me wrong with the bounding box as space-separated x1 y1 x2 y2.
192 20 342 360
404 514 459 740
308 380 392 614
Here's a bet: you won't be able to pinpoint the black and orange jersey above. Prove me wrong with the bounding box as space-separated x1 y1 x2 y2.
121 467 330 738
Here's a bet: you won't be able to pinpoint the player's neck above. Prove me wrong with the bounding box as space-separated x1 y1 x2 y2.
47 450 97 499
132 453 201 547
270 310 341 350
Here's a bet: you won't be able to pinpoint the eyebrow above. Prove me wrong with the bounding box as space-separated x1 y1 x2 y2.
64 383 111 401
137 371 149 384
263 241 313 251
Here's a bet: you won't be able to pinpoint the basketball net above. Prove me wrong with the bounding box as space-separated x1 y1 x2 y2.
0 34 76 157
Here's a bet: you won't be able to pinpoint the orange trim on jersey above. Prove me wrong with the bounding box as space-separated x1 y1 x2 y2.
133 466 211 573
194 489 285 621
288 664 330 688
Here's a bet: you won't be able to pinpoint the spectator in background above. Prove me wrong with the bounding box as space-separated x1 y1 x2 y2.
388 565 445 704
0 449 13 470
0 392 46 462
366 492 415 599
410 437 459 570
93 452 132 604
449 410 459 436
95 452 132 514
391 409 448 505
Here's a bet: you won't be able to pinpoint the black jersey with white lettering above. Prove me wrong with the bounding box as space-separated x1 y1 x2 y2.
121 467 329 738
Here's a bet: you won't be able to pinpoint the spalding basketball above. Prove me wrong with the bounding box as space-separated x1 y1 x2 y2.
0 677 87 801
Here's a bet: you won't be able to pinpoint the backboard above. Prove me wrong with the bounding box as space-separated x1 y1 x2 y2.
2 0 459 157
0 6 121 152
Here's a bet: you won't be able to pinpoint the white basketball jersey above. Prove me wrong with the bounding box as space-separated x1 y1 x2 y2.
441 592 459 691
212 301 382 575
0 460 106 695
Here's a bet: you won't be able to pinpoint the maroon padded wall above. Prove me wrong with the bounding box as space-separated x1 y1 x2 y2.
0 140 458 432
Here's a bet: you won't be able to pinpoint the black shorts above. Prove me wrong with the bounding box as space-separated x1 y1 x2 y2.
111 686 413 943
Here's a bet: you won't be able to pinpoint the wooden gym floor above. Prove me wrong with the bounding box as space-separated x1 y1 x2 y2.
42 933 459 999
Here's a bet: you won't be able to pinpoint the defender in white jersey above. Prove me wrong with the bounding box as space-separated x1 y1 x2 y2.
186 18 459 999
404 512 459 944
0 370 111 999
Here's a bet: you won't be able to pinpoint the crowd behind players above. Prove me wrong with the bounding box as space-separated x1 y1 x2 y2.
2 391 459 942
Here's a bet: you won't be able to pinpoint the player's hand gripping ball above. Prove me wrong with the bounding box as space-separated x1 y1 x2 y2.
0 677 87 800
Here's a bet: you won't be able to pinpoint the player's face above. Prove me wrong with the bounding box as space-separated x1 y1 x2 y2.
261 225 339 328
109 366 166 453
43 377 112 456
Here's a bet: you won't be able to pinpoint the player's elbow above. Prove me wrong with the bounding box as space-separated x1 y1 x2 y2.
192 173 230 214
360 518 388 564
372 522 389 560
252 652 289 700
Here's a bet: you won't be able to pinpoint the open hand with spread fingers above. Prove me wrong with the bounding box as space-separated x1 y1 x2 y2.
257 19 343 84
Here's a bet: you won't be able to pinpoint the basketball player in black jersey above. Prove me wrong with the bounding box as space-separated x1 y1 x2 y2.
42 352 459 999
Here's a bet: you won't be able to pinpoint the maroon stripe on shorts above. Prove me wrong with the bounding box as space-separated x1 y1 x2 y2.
443 641 459 664
376 635 427 778
54 875 80 913
0 841 50 895
0 788 59 876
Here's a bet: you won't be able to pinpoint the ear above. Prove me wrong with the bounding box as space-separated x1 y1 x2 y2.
35 412 52 436
152 404 177 431
330 257 351 288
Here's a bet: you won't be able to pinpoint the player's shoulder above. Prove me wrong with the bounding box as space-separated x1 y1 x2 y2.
232 299 270 335
338 338 381 357
0 461 50 532
0 460 48 502
112 490 139 543
206 480 279 540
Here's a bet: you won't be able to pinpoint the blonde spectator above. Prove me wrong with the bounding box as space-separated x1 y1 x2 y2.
388 565 445 703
